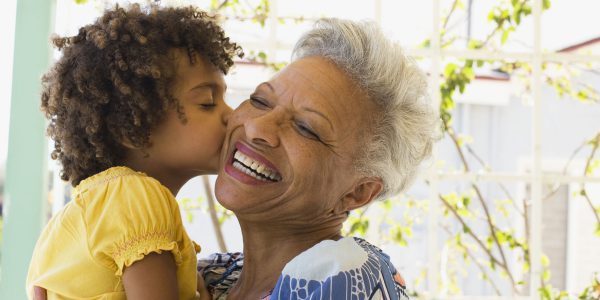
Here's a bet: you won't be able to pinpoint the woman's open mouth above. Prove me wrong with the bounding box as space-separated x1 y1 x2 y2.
225 142 282 184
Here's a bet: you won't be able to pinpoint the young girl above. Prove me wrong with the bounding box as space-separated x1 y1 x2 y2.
26 4 242 299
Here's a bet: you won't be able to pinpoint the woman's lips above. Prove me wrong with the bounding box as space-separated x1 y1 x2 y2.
223 142 282 185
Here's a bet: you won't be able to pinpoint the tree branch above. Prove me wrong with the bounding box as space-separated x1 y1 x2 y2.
439 194 506 270
465 144 525 217
580 133 600 226
442 0 461 31
446 125 517 290
441 224 503 296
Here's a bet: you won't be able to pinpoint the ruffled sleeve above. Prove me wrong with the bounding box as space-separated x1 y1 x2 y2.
81 171 184 276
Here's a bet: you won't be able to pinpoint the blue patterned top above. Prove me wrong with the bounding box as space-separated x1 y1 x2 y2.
198 237 409 300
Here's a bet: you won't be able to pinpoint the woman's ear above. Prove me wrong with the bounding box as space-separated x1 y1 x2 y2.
340 177 383 212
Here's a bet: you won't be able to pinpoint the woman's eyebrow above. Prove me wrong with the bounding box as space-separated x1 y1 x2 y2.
256 82 275 92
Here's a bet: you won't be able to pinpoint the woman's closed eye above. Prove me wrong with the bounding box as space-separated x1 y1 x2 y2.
294 121 321 141
249 96 270 109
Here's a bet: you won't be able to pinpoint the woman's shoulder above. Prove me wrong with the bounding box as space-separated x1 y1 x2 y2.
271 237 409 300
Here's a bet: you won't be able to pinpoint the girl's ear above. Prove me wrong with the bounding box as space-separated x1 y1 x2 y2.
120 135 142 150
338 177 383 212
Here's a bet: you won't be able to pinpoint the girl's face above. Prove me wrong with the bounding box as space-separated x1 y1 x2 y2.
135 50 232 187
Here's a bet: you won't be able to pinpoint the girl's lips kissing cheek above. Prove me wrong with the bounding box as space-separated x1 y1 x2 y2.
224 142 282 185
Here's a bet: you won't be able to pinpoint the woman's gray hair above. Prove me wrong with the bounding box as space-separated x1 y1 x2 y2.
292 18 440 200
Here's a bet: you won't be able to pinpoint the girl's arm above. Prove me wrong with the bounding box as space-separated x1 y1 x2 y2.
123 252 179 299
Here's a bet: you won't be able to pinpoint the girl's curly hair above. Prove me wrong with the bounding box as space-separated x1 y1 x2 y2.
41 4 243 186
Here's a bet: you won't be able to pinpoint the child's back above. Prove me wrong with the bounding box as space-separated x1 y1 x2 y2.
27 167 198 299
26 4 242 299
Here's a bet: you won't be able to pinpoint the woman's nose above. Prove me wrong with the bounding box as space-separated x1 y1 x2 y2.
244 111 281 147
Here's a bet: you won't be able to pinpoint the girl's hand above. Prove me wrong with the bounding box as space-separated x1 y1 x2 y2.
33 286 47 300
123 252 179 300
197 271 211 300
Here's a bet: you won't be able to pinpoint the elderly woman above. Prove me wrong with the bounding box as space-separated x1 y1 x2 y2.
34 18 437 300
199 18 438 299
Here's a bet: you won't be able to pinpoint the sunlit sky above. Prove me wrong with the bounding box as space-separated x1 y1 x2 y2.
1 0 600 171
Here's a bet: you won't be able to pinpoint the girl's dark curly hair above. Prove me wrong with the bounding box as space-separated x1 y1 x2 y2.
41 4 243 186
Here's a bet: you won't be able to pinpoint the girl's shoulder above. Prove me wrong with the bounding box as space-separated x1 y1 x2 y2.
74 166 162 195
270 237 409 300
74 166 175 212
74 166 182 254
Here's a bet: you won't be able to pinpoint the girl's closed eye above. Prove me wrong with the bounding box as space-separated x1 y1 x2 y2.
199 99 216 109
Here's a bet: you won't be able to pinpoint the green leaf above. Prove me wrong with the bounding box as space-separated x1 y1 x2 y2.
543 269 551 282
539 286 552 300
462 224 471 234
578 287 590 299
463 67 475 80
258 51 267 60
444 63 458 77
541 254 550 267
74 0 88 4
462 195 471 207
523 261 530 272
495 231 507 244
501 27 515 44
465 59 473 69
522 4 532 15
457 207 471 217
513 3 522 24
458 80 466 93
467 40 483 49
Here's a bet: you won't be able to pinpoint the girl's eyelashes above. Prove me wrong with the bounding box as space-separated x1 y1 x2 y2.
199 100 216 109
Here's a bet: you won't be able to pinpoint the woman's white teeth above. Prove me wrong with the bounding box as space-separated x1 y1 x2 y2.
233 150 281 182
233 161 269 182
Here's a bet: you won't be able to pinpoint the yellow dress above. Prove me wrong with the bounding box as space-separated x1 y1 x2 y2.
26 167 200 300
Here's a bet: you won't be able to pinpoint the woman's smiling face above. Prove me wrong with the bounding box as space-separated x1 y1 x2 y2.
215 56 379 225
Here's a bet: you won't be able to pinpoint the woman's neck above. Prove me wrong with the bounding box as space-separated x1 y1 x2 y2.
226 220 343 300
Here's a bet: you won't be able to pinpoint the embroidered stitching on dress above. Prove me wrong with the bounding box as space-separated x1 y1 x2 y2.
112 230 175 262
74 168 147 196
